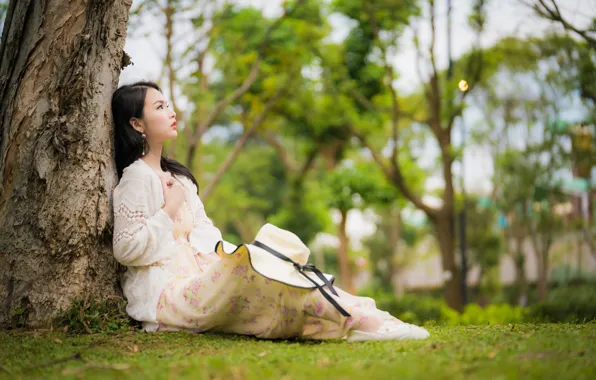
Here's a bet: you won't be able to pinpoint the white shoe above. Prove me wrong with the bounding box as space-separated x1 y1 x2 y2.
346 322 430 342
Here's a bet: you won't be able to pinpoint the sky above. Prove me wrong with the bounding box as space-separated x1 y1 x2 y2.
121 0 595 244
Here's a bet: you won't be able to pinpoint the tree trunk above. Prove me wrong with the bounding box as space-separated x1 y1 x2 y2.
0 0 132 329
513 236 528 306
389 205 403 298
582 226 596 262
529 225 551 302
337 209 354 293
536 248 549 301
186 139 199 174
435 214 463 312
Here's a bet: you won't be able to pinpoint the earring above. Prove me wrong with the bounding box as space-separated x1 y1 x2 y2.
141 133 146 156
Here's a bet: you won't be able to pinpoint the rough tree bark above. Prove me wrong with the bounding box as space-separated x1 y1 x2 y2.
0 0 132 329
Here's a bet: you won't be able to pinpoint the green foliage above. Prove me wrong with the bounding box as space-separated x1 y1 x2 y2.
328 0 421 126
383 295 527 326
456 195 503 280
208 2 326 96
324 163 396 212
362 207 426 292
55 296 137 335
269 180 331 245
316 245 340 276
528 284 596 323
332 0 420 34
203 142 290 242
9 306 27 329
359 285 596 327
443 303 528 326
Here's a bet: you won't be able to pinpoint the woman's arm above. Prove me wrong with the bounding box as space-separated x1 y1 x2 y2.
113 178 175 266
187 181 223 255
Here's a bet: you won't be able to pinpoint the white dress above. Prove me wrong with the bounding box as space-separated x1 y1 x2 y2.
113 158 401 338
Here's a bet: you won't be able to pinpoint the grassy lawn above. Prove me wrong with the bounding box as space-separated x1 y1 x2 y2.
1 324 595 379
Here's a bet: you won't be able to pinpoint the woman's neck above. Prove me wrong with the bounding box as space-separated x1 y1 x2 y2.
141 147 165 174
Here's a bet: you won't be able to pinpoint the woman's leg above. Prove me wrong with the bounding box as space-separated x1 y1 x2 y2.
156 252 401 340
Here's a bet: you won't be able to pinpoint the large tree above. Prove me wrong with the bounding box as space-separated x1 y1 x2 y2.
0 0 132 328
325 0 487 311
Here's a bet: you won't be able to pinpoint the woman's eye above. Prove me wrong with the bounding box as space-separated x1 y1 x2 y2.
158 105 163 109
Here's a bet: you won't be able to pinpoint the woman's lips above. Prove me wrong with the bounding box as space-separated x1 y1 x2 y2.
171 121 177 129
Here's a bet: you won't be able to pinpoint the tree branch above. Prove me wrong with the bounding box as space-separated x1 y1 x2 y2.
359 4 437 219
295 147 318 184
350 126 438 219
412 24 431 98
188 0 305 147
533 0 596 48
349 88 383 113
259 132 297 173
201 86 285 201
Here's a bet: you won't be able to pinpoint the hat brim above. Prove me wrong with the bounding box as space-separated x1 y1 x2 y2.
214 241 335 289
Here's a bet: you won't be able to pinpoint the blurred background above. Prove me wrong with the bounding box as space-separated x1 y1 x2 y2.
122 0 596 324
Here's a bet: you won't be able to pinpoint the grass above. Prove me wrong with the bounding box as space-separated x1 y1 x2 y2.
1 324 595 379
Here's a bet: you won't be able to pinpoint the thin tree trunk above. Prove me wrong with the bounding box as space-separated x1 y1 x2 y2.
186 139 199 173
337 209 354 294
389 205 403 298
536 247 549 301
581 226 596 263
513 236 528 306
0 0 132 328
529 221 551 302
435 214 463 312
352 126 463 311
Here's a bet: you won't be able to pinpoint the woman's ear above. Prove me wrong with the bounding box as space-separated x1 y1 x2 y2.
129 117 144 134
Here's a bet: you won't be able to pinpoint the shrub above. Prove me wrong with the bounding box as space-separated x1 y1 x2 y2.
55 296 138 334
358 288 528 326
528 284 596 323
444 303 527 325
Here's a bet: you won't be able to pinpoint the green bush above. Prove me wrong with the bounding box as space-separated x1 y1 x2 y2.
358 288 528 326
528 284 596 323
444 303 527 325
55 296 138 334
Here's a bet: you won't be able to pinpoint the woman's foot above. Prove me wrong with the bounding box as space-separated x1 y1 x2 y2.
346 321 430 342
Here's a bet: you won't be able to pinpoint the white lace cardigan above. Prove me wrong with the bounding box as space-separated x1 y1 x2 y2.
112 158 223 330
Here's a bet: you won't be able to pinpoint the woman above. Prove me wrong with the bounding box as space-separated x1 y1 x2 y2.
111 81 430 342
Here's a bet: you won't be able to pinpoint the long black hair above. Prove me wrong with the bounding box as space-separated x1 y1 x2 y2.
111 81 198 189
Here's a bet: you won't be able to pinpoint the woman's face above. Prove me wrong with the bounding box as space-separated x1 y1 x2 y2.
132 88 177 145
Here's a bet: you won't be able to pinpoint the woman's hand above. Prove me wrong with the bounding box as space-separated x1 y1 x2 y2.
160 173 186 220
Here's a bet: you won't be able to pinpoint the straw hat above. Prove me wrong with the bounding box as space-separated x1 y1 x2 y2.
215 223 336 288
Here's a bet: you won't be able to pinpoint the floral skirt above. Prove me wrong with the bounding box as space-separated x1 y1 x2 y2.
155 247 400 340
